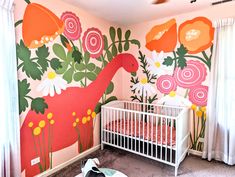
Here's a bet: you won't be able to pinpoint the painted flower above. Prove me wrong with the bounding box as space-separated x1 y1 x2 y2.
22 3 64 48
33 127 41 136
37 71 67 97
82 117 87 124
28 122 33 128
147 51 173 76
131 77 156 97
50 120 55 125
173 60 207 89
47 112 53 119
38 120 46 128
157 91 192 107
178 17 214 54
188 85 208 106
82 27 104 58
91 112 96 119
145 19 177 53
60 11 82 41
157 75 177 94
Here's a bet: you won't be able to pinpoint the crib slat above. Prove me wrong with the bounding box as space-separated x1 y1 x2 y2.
170 118 173 163
135 112 137 151
124 110 126 148
165 117 168 161
160 116 163 160
147 114 149 156
151 115 153 157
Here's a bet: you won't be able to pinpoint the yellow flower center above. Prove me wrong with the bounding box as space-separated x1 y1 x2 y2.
47 112 53 119
155 61 161 68
39 120 46 128
91 112 96 119
50 120 55 125
28 122 34 128
73 122 77 127
140 78 148 84
169 91 176 97
87 116 91 121
72 112 76 116
196 110 203 117
87 109 92 115
47 72 56 79
82 117 87 124
76 118 79 123
33 127 41 136
201 106 206 112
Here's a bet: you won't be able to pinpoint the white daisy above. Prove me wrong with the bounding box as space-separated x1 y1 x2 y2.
37 71 67 97
147 51 173 76
131 77 156 97
157 91 192 107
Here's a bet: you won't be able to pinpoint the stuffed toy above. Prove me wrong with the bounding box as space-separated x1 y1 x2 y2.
81 158 105 177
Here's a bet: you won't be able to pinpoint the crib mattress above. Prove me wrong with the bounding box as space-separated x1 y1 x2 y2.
105 119 176 146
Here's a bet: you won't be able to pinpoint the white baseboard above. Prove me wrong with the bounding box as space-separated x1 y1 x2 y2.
37 144 101 177
188 149 203 156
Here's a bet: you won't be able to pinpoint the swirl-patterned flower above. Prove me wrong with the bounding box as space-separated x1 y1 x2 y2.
61 11 82 40
173 60 207 89
188 85 208 106
157 75 177 94
82 27 104 58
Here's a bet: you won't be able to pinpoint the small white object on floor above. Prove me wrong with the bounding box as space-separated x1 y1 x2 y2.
76 168 127 177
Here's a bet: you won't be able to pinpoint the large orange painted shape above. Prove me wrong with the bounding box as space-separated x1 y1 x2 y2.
145 19 177 53
22 3 64 48
21 53 139 177
178 17 214 54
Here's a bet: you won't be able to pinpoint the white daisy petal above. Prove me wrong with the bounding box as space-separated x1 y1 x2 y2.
158 51 165 61
152 51 158 61
49 82 55 97
37 79 49 92
42 83 51 96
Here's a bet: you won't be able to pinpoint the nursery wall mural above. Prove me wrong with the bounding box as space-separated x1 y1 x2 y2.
130 17 214 152
16 1 140 176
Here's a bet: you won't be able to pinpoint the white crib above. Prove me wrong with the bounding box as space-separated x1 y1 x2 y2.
101 101 190 176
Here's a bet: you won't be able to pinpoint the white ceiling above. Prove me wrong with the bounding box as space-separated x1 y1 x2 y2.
63 0 218 25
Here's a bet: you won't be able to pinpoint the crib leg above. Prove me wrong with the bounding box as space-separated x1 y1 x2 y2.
101 143 104 150
175 166 178 176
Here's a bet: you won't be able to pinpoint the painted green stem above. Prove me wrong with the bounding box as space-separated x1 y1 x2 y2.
15 20 23 27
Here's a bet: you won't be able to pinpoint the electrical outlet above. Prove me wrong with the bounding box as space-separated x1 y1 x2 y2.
31 157 40 166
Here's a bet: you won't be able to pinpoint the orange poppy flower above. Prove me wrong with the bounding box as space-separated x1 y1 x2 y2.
145 19 177 52
178 17 214 54
22 3 64 48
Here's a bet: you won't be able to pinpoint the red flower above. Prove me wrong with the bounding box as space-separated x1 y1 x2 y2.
61 11 82 41
82 28 104 58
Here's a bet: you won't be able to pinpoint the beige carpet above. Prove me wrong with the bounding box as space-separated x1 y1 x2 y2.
50 146 235 177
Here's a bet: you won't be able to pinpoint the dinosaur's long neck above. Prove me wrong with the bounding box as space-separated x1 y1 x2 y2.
86 55 123 104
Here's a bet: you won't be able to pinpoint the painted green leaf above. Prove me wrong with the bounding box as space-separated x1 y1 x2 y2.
75 63 86 71
63 67 74 83
94 66 102 75
125 30 131 40
72 50 82 64
87 63 96 71
176 44 188 57
36 45 49 59
103 35 109 50
104 60 108 67
73 72 85 81
95 102 102 113
124 41 130 51
105 96 117 104
178 57 187 69
31 97 48 114
53 43 66 60
22 60 43 80
16 40 31 62
37 58 49 73
84 51 90 64
163 56 174 66
130 39 141 48
50 58 62 70
105 82 114 95
96 56 102 62
111 44 117 57
118 42 122 53
109 26 116 42
86 72 96 81
56 62 69 74
67 50 74 62
106 50 113 62
18 79 30 114
60 35 69 48
117 28 122 41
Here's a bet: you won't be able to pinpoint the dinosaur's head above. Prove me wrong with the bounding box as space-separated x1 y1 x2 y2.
119 53 139 73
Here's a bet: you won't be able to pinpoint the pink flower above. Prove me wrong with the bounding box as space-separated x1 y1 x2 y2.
173 60 207 89
157 75 177 94
189 85 208 106
82 27 104 58
61 11 82 40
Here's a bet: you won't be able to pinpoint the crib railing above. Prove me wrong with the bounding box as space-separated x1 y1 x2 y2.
101 101 190 176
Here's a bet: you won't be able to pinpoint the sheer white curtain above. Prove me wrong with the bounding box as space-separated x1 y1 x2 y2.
0 0 21 176
202 18 235 165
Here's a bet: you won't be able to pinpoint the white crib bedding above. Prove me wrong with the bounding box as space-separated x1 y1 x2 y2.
105 119 176 146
